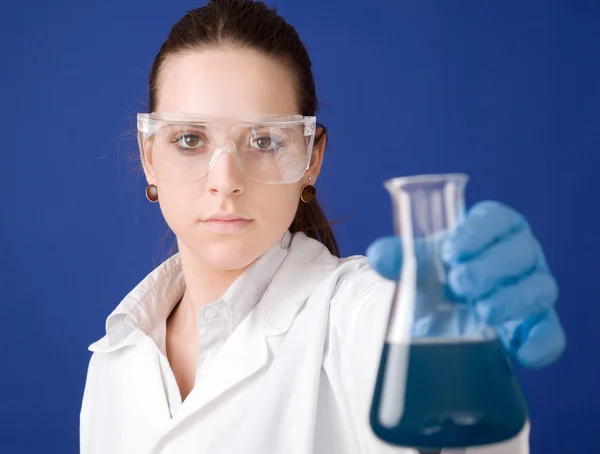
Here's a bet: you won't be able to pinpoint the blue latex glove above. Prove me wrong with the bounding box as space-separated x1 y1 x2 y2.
367 200 567 369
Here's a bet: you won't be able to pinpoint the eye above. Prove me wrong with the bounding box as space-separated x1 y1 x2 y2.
251 135 282 151
173 132 205 150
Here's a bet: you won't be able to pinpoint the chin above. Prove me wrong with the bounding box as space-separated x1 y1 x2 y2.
194 236 266 271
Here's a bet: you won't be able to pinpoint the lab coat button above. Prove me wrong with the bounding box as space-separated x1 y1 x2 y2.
205 308 217 319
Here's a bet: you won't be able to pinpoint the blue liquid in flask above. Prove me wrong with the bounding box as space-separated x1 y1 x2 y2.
370 338 529 450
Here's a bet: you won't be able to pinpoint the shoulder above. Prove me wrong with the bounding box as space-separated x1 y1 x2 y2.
328 255 395 321
287 233 394 306
287 231 393 294
323 248 395 304
335 255 389 292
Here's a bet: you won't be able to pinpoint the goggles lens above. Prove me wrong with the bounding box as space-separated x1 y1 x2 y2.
137 114 317 184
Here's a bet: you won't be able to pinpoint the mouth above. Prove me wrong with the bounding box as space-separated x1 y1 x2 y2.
203 213 252 222
201 214 254 233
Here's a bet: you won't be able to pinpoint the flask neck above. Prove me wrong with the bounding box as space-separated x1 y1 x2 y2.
386 175 467 251
383 174 493 342
385 175 468 289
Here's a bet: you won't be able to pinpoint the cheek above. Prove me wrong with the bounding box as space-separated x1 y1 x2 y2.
156 183 200 231
253 185 300 228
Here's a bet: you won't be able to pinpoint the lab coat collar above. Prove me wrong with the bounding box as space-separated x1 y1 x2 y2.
87 231 340 437
263 232 339 336
87 252 183 353
87 230 336 353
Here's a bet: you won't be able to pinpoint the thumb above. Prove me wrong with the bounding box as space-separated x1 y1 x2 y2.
367 236 403 281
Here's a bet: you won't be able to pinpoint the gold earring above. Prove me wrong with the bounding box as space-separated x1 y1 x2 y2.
145 184 159 203
300 177 316 203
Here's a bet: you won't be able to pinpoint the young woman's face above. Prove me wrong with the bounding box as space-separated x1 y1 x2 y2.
145 48 323 271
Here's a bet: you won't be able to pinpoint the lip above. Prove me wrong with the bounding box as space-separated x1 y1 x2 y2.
203 213 252 222
201 213 253 233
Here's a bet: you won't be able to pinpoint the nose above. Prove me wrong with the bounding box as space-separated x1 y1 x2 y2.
205 147 246 196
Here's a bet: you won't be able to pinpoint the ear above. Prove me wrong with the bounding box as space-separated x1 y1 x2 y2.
139 137 157 186
307 126 327 184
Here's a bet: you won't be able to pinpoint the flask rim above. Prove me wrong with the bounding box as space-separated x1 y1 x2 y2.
384 173 469 190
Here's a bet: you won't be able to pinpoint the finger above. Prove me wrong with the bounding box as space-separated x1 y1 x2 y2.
367 236 403 281
514 309 567 369
441 200 527 264
447 226 539 300
474 271 558 325
495 318 521 353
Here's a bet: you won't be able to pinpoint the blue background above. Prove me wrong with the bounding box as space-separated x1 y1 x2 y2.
1 0 597 452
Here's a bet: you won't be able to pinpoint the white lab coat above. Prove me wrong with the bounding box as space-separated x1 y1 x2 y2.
80 231 529 454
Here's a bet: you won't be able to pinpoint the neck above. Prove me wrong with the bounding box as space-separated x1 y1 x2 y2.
176 244 250 318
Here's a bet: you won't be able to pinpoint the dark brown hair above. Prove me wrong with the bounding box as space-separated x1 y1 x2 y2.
147 0 339 257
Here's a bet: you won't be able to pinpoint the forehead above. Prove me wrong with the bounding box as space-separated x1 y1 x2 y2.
155 47 300 118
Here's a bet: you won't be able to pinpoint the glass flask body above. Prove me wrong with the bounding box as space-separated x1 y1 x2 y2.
369 174 529 452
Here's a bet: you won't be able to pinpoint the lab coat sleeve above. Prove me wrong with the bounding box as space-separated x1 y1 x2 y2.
329 260 530 454
80 353 98 454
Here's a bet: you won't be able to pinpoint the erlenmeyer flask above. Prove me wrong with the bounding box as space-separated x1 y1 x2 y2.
369 174 529 452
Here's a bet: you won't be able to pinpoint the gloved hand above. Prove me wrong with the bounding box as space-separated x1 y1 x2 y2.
366 200 566 369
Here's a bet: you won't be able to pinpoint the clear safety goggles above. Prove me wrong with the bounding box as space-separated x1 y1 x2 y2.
137 113 318 185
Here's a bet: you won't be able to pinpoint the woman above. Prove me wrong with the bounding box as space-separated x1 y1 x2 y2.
80 1 566 453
